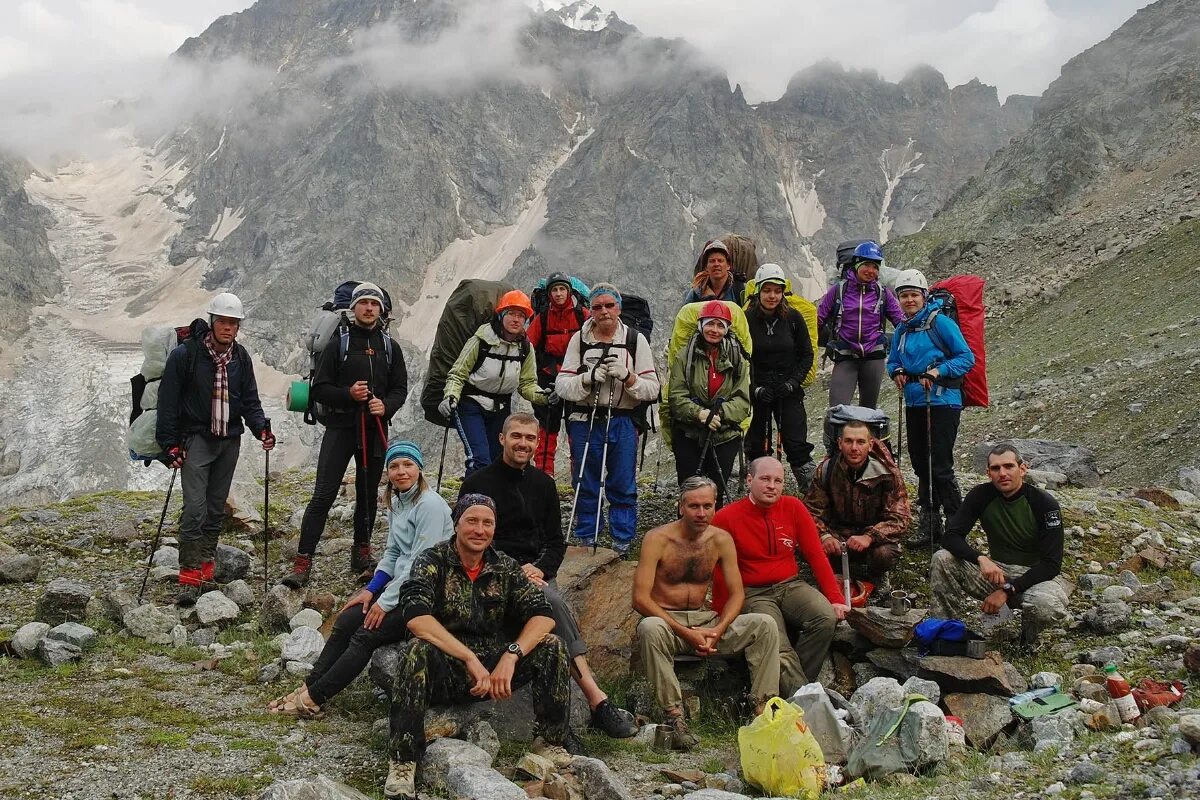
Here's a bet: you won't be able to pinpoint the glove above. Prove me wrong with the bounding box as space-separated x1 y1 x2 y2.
546 390 561 407
162 446 185 469
259 430 276 451
754 385 775 404
778 379 799 398
438 396 457 420
586 359 610 387
608 357 630 382
702 411 722 431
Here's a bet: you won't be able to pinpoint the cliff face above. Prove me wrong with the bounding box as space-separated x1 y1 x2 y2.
0 154 59 343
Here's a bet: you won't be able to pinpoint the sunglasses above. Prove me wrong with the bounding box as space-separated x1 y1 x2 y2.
591 302 617 311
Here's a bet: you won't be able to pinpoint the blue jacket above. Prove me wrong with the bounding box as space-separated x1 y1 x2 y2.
368 485 454 613
886 298 975 409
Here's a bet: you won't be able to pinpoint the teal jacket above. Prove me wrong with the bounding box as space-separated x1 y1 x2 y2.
373 485 454 613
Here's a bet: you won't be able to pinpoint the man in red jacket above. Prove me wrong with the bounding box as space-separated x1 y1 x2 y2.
712 457 849 695
527 272 589 475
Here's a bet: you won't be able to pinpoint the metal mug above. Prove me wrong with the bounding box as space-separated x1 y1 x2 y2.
889 589 913 616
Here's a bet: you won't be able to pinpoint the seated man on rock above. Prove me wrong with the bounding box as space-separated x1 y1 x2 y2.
712 457 850 696
460 412 637 738
805 420 909 593
931 442 1071 648
633 476 780 751
383 494 577 800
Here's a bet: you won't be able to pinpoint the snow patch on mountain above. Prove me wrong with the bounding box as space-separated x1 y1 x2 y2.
539 1 615 32
878 139 924 244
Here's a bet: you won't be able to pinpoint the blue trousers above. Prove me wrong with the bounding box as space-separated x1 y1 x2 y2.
568 415 638 549
456 397 506 476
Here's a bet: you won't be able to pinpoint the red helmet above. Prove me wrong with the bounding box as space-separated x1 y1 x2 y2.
698 300 732 324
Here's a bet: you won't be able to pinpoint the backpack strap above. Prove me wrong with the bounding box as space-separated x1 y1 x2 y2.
470 338 529 375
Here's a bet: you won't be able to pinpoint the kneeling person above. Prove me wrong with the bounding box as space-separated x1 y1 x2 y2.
633 477 780 751
931 443 1071 647
460 412 637 738
384 495 575 800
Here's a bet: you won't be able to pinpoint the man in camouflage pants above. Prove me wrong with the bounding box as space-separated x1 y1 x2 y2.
384 494 575 800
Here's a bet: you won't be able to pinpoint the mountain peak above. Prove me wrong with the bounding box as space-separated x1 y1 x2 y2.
538 1 620 32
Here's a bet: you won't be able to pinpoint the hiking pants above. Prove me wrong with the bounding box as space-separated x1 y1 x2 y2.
929 550 1072 635
905 405 963 519
306 604 408 706
828 357 886 409
543 581 588 659
671 433 740 508
636 610 780 715
744 577 837 696
534 402 567 477
456 397 506 476
178 434 241 569
744 393 813 469
299 425 384 556
567 415 638 550
388 635 569 763
825 536 901 582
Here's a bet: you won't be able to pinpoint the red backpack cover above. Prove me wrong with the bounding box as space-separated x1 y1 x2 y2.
930 274 988 408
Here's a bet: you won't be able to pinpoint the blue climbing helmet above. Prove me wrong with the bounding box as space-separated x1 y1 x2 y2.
853 240 884 263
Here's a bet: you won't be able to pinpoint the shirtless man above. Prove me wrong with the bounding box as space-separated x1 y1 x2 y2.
633 476 780 750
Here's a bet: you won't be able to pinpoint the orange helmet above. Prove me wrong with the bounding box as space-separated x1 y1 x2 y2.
496 290 533 319
698 300 733 324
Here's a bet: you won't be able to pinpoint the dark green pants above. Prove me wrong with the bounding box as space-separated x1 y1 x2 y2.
388 634 570 762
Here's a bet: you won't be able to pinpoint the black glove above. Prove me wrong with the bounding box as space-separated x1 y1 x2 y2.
754 385 775 404
778 379 799 398
547 390 561 407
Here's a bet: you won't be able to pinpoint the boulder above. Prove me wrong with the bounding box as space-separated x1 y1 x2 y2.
151 545 179 569
214 543 252 582
973 439 1099 488
222 579 256 608
257 775 371 799
47 622 97 650
123 604 180 641
1185 643 1200 674
846 606 925 648
559 546 640 683
445 765 527 800
1133 488 1181 510
1180 714 1200 746
92 588 137 624
194 591 241 626
864 649 920 681
1077 574 1115 592
902 676 941 705
515 753 556 781
466 721 501 760
421 737 494 793
290 609 324 631
943 692 1013 750
790 683 851 763
38 637 83 666
0 553 42 583
1068 761 1105 784
917 652 1021 696
12 622 51 658
570 755 633 800
281 627 325 665
1082 601 1132 634
849 677 905 726
846 699 947 779
36 578 92 625
262 584 306 633
303 591 338 617
1178 466 1200 495
1030 711 1079 752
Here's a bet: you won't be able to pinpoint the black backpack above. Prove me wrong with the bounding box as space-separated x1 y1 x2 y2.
530 276 588 377
570 293 656 433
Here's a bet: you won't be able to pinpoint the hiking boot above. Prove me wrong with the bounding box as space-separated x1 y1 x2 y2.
793 461 818 493
532 735 579 765
176 568 203 608
351 544 377 579
281 555 312 589
664 714 699 751
200 560 216 584
383 760 417 800
591 699 638 738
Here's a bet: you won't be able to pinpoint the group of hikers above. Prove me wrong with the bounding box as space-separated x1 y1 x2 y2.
148 238 1069 799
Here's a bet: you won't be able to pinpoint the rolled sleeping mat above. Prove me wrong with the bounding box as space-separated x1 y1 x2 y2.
287 380 309 412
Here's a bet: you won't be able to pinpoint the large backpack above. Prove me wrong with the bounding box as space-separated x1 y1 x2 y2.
925 275 989 408
567 293 656 433
743 276 819 387
293 280 396 426
819 405 894 493
530 274 589 375
692 233 759 282
421 279 514 427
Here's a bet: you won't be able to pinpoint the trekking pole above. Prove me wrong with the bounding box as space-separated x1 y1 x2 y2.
262 419 272 595
841 541 852 609
896 383 904 468
694 425 713 478
138 467 178 604
924 378 937 548
565 386 602 543
763 399 773 459
436 424 450 492
592 378 617 553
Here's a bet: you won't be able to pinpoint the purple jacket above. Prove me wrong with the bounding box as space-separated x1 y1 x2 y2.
817 272 904 358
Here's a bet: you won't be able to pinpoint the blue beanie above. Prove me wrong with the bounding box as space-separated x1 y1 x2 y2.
589 283 622 309
385 440 424 469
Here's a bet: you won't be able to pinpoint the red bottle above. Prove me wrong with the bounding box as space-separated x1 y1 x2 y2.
1104 663 1140 722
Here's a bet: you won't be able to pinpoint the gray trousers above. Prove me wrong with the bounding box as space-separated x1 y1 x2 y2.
178 434 241 569
829 358 887 409
929 549 1072 632
544 581 587 660
744 577 837 696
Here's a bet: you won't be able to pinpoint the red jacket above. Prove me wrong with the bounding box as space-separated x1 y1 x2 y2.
711 495 846 612
527 299 588 378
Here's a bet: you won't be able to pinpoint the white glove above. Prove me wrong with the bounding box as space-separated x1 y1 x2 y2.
705 412 722 431
438 396 456 419
609 358 631 382
585 359 610 387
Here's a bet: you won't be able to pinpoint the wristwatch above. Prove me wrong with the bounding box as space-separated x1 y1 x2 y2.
1002 582 1016 596
506 642 524 659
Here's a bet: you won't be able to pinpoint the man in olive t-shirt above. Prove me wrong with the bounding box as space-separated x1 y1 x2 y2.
930 443 1072 646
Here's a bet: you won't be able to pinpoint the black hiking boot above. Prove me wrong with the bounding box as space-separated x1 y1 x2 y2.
793 461 818 493
281 555 312 589
911 507 942 548
175 568 203 608
591 699 638 738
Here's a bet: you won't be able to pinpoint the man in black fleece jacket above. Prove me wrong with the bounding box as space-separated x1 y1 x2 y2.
285 282 408 587
930 442 1072 647
460 412 637 738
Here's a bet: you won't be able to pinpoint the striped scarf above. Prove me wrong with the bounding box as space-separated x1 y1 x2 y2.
203 333 234 437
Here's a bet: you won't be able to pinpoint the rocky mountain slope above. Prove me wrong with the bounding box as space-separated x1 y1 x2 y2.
0 154 58 345
886 0 1200 487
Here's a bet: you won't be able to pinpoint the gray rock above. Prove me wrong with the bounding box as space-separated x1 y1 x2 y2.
1083 601 1132 634
1180 715 1200 746
190 627 218 648
902 676 941 705
151 545 179 569
1030 672 1062 689
420 738 494 793
281 626 325 665
222 579 255 608
123 603 180 640
35 577 92 625
1101 585 1134 602
194 591 241 626
444 765 526 800
974 439 1099 487
149 566 179 582
47 622 97 650
1078 646 1124 667
847 699 947 779
38 637 82 666
1118 570 1141 589
680 792 755 800
1178 466 1200 495
214 544 252 583
849 677 905 726
262 584 306 633
466 721 501 760
171 624 189 648
790 682 851 763
1077 574 1116 592
570 755 633 800
285 660 313 677
901 701 948 769
0 553 42 583
1031 713 1076 751
93 588 137 624
944 693 1013 750
258 661 283 684
257 774 372 799
1068 761 1104 784
290 608 324 631
12 621 51 658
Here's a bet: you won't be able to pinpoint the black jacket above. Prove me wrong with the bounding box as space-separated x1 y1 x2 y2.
311 321 408 429
156 323 268 448
460 459 566 581
747 304 813 390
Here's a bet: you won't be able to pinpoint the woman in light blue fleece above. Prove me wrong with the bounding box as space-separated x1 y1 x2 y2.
269 440 453 718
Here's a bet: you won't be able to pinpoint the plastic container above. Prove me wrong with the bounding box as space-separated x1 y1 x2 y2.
1007 686 1058 707
944 715 965 748
1104 662 1140 722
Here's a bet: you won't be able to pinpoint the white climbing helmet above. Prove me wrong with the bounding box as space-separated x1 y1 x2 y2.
753 263 788 287
206 292 246 320
893 269 928 294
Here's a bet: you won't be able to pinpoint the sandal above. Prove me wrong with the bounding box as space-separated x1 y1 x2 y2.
267 685 305 712
273 690 325 720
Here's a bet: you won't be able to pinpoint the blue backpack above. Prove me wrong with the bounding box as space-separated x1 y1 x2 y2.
913 618 982 656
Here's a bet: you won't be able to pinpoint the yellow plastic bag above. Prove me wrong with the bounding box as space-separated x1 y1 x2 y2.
738 697 825 799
